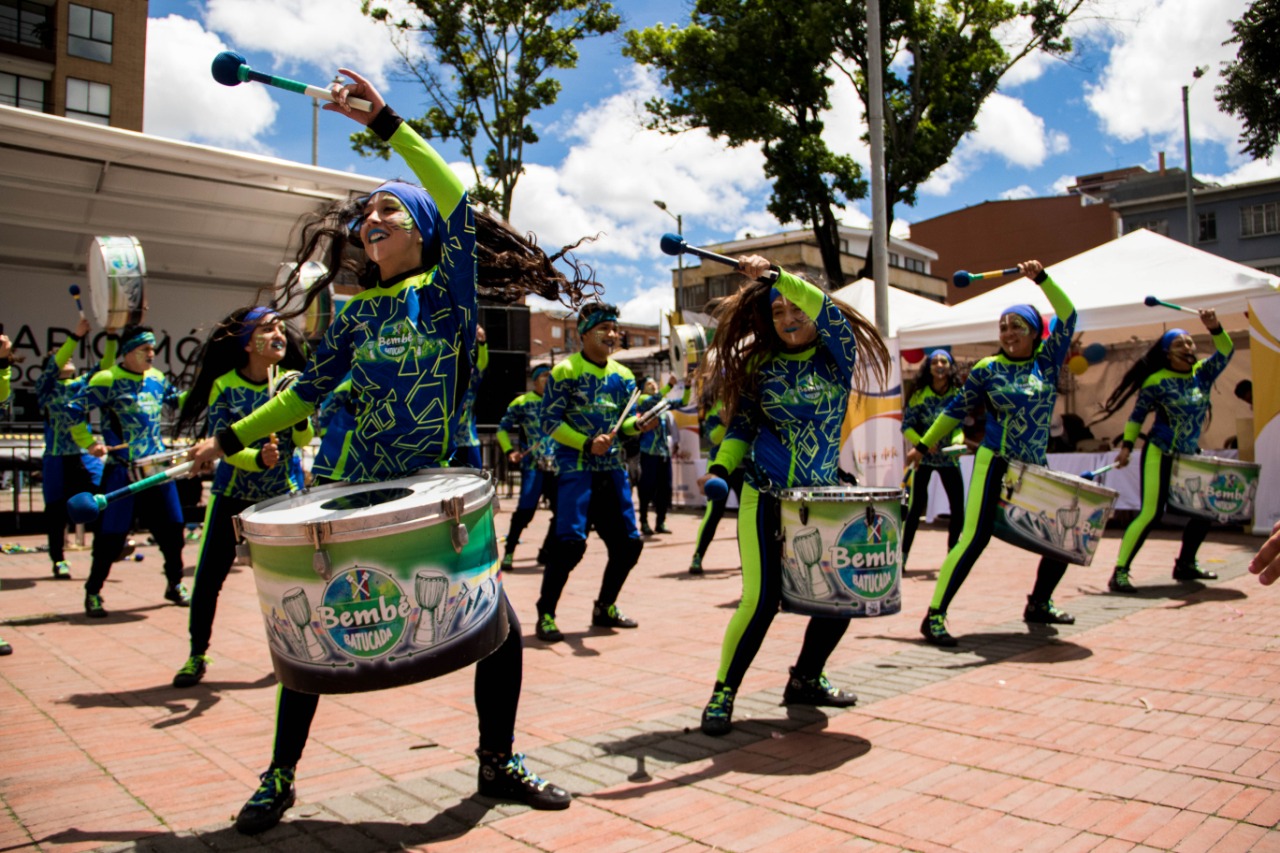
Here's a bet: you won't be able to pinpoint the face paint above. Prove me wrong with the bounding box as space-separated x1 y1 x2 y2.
999 315 1032 336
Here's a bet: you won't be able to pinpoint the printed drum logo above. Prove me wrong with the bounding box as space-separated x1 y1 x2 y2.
829 506 900 600
314 566 412 659
1205 472 1249 516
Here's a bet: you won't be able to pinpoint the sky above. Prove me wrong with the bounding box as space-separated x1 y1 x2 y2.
142 0 1278 325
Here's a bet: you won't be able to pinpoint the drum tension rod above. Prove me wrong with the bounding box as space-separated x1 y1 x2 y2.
443 496 469 554
231 515 252 565
306 520 333 579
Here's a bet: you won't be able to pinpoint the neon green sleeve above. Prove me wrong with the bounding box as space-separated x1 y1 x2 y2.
552 422 588 450
774 269 824 320
292 419 316 447
709 423 726 446
1123 421 1142 444
0 366 10 405
1040 273 1074 320
620 415 641 436
231 388 316 447
496 429 513 453
225 448 263 472
54 338 78 370
919 414 962 451
1213 327 1233 357
99 336 117 370
388 122 464 219
711 437 749 474
477 342 489 372
681 386 692 406
904 427 923 445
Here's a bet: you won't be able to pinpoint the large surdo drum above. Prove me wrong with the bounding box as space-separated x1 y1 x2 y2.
1167 453 1260 523
87 236 146 329
993 461 1118 566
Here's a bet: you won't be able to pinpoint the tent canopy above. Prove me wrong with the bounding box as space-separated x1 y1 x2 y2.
897 230 1279 348
829 278 954 338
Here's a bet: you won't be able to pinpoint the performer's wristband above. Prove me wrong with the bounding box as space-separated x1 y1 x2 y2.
369 105 402 142
914 442 930 455
70 332 85 342
254 448 267 469
216 428 245 456
1207 325 1224 336
708 464 730 480
1120 440 1134 451
0 357 9 370
1033 270 1048 284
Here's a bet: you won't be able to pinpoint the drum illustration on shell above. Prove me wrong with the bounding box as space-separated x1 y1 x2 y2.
777 486 904 618
993 461 1118 566
87 236 147 329
235 469 506 694
1167 454 1259 524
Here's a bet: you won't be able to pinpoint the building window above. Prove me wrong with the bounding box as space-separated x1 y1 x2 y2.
648 336 656 346
1260 264 1280 276
67 4 113 63
66 77 110 124
0 71 45 111
1126 219 1169 236
888 252 900 267
0 0 53 49
902 257 926 273
1241 203 1279 238
550 325 561 339
1197 211 1217 243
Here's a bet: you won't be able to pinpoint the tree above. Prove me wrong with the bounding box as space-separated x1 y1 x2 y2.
1216 0 1280 161
358 0 620 219
624 2 866 288
833 0 1085 275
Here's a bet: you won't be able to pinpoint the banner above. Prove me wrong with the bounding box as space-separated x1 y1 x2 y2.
840 338 904 488
1248 294 1280 534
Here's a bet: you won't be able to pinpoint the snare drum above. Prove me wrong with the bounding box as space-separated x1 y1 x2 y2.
669 323 708 370
993 461 1118 566
129 448 188 481
275 261 332 340
87 236 147 329
777 486 904 618
234 470 506 694
1168 453 1260 523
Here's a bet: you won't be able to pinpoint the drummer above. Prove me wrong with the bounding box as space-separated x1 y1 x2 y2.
187 67 574 832
70 325 190 617
496 364 558 569
636 374 681 536
36 319 117 580
450 325 487 468
900 349 966 566
170 307 311 688
534 302 656 642
688 395 744 575
908 260 1077 647
693 254 890 736
1093 309 1232 591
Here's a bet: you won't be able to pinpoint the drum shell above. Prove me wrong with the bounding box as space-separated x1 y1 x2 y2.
993 461 1118 567
777 486 904 618
669 323 708 370
1167 454 1259 523
87 236 147 329
237 472 506 694
275 261 332 340
129 449 186 481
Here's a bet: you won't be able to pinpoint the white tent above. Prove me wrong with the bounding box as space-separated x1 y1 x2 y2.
897 230 1280 348
829 278 954 337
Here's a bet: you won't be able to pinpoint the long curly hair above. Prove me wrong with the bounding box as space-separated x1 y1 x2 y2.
267 189 603 326
695 272 890 426
172 307 308 441
1090 337 1214 429
905 352 959 403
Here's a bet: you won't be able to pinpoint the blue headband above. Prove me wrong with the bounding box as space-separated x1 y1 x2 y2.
120 331 156 355
1002 304 1043 340
350 181 440 250
1161 328 1189 351
578 305 618 335
531 365 551 380
928 349 953 364
239 307 278 350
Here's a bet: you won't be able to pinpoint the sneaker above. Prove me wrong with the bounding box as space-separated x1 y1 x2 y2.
234 766 296 835
700 684 736 736
500 552 514 570
782 667 858 707
164 583 192 607
920 608 957 647
535 613 564 643
655 522 672 534
0 637 11 656
640 521 654 536
52 561 72 580
173 654 211 688
476 751 571 810
1172 560 1218 581
84 593 108 619
689 553 704 575
1023 597 1075 625
591 601 638 629
1108 568 1137 594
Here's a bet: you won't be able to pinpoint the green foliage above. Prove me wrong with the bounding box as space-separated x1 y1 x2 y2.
358 0 620 218
1216 0 1280 160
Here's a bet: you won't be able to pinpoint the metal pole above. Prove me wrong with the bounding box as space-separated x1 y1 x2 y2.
676 213 684 316
312 95 319 167
1182 84 1195 245
867 0 890 336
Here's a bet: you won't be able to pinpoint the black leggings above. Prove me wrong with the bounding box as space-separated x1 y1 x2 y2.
693 468 745 559
901 464 965 563
638 453 672 526
271 594 524 767
187 494 254 657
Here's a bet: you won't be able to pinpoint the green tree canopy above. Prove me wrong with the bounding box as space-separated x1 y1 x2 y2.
1216 0 1280 160
358 0 620 219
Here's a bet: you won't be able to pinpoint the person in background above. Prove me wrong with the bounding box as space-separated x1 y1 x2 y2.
636 374 681 536
496 364 558 569
900 349 966 566
688 394 744 575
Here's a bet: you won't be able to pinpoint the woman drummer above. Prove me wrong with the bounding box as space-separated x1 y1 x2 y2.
908 260 1076 647
900 349 966 566
1094 309 1232 591
693 254 889 736
688 394 744 575
187 68 582 833
170 307 310 688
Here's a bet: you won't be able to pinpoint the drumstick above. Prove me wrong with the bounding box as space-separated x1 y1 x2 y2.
66 461 196 524
1143 295 1201 315
211 52 374 111
952 267 1020 289
68 285 86 321
610 387 643 436
659 233 780 284
1081 464 1113 481
636 397 673 426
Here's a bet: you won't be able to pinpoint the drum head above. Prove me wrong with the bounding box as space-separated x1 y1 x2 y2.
275 261 331 340
87 236 146 329
669 323 707 370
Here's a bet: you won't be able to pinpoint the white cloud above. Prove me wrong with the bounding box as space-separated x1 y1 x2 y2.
203 0 406 87
1201 158 1280 186
144 15 277 149
618 282 675 326
918 93 1063 197
999 185 1037 201
1052 174 1077 194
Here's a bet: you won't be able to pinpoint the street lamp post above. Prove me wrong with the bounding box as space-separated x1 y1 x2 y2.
654 200 684 315
1182 66 1207 246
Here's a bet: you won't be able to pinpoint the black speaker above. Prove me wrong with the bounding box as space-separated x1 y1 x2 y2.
474 350 529 429
478 301 531 352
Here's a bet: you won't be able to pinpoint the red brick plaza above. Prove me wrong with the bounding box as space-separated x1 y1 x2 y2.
1 504 1277 852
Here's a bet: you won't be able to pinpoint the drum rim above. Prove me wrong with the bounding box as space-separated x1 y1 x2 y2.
1171 453 1260 470
238 469 494 543
1004 459 1120 498
774 485 905 501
